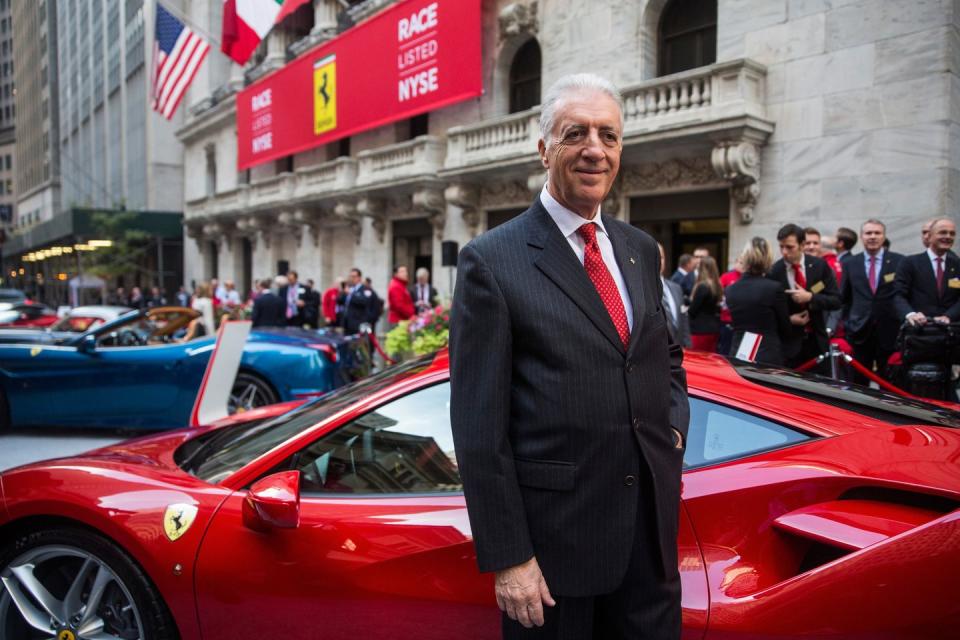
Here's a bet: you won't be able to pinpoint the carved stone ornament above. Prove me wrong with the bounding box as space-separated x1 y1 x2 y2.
245 215 273 250
499 2 538 39
333 200 362 245
711 142 761 224
276 210 304 244
481 180 530 209
413 187 447 240
621 157 720 193
357 197 387 244
294 208 324 247
445 183 481 237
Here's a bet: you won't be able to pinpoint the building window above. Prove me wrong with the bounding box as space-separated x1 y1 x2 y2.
205 145 217 197
276 155 294 174
658 0 717 76
509 39 541 113
338 137 350 158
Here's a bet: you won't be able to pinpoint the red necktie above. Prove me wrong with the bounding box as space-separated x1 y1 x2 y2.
577 223 630 347
792 262 807 290
936 257 944 295
868 255 877 294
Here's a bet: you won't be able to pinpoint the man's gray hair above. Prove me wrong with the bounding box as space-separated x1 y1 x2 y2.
862 218 886 232
538 73 624 144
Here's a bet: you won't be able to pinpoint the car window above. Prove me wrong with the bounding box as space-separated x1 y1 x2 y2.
178 354 438 483
684 397 811 469
51 316 102 332
287 382 461 495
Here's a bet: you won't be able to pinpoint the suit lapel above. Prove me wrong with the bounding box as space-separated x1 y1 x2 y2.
604 217 646 352
528 205 626 354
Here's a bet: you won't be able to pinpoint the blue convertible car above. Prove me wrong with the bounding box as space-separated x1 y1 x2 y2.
0 307 369 430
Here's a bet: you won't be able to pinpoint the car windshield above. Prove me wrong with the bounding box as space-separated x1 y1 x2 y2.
733 361 960 428
50 315 107 332
176 354 437 484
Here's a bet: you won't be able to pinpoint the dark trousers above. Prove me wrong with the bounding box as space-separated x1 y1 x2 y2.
502 475 681 640
851 332 893 384
787 333 825 371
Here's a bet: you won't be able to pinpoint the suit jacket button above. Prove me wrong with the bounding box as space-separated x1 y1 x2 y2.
632 417 641 430
624 475 636 486
625 363 635 373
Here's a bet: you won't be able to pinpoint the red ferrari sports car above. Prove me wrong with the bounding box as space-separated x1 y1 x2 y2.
0 350 958 640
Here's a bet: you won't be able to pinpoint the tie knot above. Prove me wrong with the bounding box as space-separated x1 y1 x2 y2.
577 222 598 245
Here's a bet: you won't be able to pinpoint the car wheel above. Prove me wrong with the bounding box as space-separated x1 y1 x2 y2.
228 372 279 414
0 527 178 639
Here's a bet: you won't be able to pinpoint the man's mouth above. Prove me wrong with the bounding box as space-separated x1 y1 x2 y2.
575 168 606 175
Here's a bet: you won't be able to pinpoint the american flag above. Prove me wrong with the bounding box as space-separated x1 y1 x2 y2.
152 3 210 120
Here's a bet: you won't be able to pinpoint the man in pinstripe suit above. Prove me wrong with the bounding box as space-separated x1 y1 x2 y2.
450 74 689 639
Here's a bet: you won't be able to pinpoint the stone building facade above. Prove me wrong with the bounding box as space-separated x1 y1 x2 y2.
179 0 960 301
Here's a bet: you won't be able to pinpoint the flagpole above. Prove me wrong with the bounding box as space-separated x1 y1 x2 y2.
157 0 223 49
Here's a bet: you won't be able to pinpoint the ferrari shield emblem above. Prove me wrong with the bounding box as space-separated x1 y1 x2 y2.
163 504 198 541
57 631 75 640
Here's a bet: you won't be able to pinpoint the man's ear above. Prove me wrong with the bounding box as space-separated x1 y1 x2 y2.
537 138 549 170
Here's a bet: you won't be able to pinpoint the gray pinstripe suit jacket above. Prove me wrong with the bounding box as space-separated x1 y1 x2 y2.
449 199 689 597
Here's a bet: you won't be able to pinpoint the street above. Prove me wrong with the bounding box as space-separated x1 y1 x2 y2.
0 428 128 472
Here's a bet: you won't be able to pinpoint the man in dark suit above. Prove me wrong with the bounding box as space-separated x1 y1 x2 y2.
410 267 439 312
339 267 378 335
251 278 286 328
659 242 691 348
835 226 858 267
670 254 696 301
450 74 689 639
895 218 960 325
842 219 903 380
769 223 841 368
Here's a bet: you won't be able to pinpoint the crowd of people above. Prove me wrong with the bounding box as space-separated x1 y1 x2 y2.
662 217 959 382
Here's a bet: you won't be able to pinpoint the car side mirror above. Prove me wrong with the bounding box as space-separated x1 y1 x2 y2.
77 334 97 354
242 470 301 532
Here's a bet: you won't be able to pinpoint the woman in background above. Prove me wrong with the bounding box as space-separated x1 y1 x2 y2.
688 256 723 353
725 237 793 366
190 282 215 337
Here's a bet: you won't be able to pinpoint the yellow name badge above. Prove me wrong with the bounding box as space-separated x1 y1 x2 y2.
313 54 337 135
949 278 960 289
810 281 825 294
884 272 896 283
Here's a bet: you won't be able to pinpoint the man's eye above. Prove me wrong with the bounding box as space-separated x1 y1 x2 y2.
564 130 584 142
602 132 620 145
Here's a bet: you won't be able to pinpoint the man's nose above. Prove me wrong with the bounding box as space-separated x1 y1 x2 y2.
580 130 605 160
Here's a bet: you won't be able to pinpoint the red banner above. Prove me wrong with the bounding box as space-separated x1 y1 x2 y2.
236 0 482 170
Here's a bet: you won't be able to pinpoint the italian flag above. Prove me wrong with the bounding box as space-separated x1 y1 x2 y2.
221 0 311 65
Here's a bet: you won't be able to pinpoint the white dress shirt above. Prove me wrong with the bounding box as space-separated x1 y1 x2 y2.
927 247 947 280
784 258 807 289
863 248 885 291
540 186 634 331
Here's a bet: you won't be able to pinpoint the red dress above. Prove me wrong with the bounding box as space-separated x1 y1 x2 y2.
387 277 415 323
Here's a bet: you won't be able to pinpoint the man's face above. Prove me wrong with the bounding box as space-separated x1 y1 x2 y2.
779 236 803 265
348 271 361 286
922 222 933 248
693 249 709 269
418 272 429 284
802 234 821 257
930 220 957 255
397 267 408 281
861 223 885 254
538 91 622 218
288 273 297 284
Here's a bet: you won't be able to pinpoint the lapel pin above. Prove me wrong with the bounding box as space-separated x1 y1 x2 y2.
629 257 636 264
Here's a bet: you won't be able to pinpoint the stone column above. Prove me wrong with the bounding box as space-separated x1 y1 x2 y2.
312 0 338 39
711 141 761 224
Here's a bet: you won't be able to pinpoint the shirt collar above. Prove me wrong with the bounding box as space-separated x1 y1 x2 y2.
928 247 945 262
865 248 884 264
540 185 606 240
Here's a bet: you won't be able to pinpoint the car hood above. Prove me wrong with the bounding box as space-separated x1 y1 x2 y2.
0 328 69 344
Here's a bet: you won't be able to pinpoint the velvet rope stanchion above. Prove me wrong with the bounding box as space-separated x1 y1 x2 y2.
844 355 917 397
367 332 397 366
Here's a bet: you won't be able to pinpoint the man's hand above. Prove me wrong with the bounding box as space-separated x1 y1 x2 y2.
906 312 927 326
790 310 810 326
786 288 813 305
495 556 555 628
934 315 951 325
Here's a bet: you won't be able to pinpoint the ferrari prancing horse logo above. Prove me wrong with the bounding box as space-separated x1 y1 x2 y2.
163 503 198 541
58 631 76 640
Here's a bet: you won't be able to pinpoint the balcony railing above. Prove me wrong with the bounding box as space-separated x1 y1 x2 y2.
356 136 446 188
443 58 769 173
